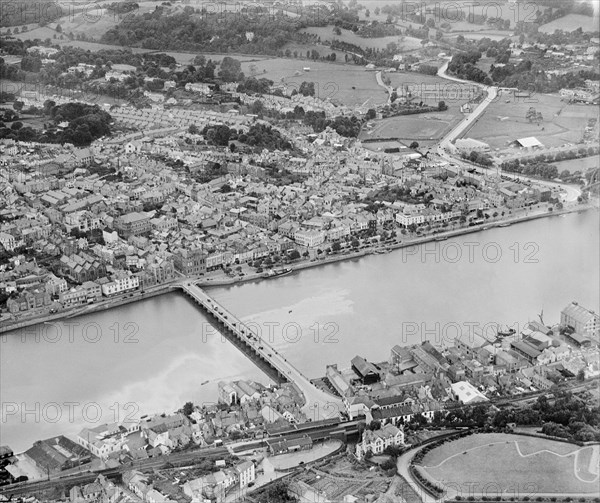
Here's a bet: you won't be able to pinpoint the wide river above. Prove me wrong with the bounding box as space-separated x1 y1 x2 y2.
1 210 599 452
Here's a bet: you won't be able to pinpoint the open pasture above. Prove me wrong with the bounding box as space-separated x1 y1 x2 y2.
240 59 387 107
539 14 599 34
553 156 600 174
300 26 422 51
389 71 476 108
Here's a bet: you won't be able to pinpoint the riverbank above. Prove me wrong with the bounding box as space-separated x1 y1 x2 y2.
198 202 595 288
0 281 180 335
0 202 594 335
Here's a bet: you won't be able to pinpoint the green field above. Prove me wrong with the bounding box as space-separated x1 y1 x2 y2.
361 112 457 142
450 31 512 41
11 0 167 41
539 14 599 34
300 26 422 51
388 72 475 108
465 94 598 150
282 42 348 62
553 156 600 174
421 433 599 496
240 59 387 107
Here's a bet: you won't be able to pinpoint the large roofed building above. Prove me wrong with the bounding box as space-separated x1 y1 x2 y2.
355 424 405 459
561 301 599 339
450 381 488 404
24 436 91 475
351 356 381 385
512 137 543 149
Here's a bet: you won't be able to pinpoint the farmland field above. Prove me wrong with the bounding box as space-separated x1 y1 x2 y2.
282 42 348 62
11 1 168 41
300 26 423 51
464 93 598 149
421 433 600 496
539 14 599 34
240 59 387 107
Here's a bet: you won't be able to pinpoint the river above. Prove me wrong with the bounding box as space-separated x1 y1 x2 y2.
1 210 598 453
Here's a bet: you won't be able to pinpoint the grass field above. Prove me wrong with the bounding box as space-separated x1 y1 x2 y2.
388 72 476 107
240 59 387 107
360 71 468 143
282 42 348 62
553 156 600 174
465 94 598 149
421 433 599 496
449 31 512 41
361 112 457 142
300 26 423 51
12 1 167 41
539 14 599 34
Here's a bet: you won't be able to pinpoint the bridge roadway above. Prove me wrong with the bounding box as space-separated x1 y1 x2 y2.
179 282 344 420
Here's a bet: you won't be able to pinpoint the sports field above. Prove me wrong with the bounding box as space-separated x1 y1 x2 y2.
465 93 598 150
361 112 458 142
421 433 600 496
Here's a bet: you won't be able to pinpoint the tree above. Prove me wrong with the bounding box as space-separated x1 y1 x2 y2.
56 23 62 33
332 242 341 252
13 101 24 112
219 57 244 82
182 401 194 416
188 124 199 134
333 26 342 35
366 108 376 120
368 420 381 430
260 481 296 502
409 141 419 149
438 101 447 111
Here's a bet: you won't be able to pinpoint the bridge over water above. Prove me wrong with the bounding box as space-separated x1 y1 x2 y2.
178 282 344 420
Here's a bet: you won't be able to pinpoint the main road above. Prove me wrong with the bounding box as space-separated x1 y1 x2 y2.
436 58 499 156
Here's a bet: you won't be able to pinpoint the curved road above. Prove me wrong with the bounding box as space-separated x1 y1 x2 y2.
436 59 498 156
375 70 394 104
